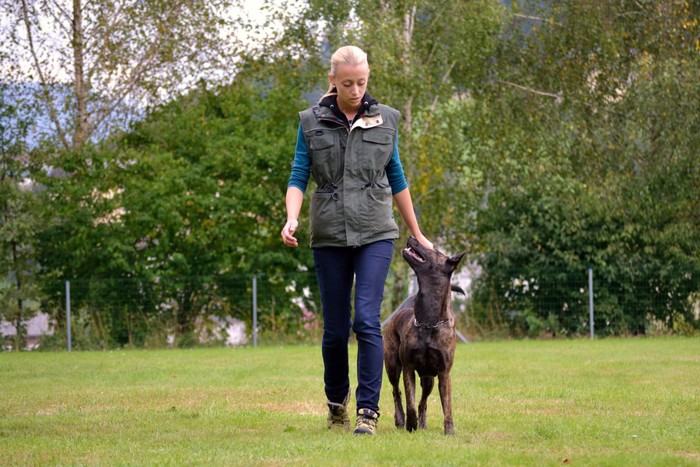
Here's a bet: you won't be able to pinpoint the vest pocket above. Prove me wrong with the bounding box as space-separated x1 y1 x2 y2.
309 132 335 150
366 186 397 235
309 131 341 180
310 191 343 243
361 130 393 170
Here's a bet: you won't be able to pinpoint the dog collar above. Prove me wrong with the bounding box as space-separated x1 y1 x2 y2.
413 318 449 329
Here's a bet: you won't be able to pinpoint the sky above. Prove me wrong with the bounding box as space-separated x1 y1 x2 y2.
0 0 279 83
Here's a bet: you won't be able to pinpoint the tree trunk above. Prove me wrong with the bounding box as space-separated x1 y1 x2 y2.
401 5 416 138
72 0 90 147
12 243 24 351
176 286 195 346
389 3 418 314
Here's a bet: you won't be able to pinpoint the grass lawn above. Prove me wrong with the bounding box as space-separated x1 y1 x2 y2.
1 338 699 466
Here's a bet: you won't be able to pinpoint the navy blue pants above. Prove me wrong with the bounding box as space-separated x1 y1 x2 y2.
313 239 394 414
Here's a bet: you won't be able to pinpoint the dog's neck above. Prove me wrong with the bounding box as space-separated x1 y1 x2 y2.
414 280 453 326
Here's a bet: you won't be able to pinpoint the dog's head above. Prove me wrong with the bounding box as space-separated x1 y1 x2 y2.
402 236 466 282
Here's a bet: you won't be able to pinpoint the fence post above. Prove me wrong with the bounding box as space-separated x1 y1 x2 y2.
252 275 258 348
588 269 594 340
65 280 72 352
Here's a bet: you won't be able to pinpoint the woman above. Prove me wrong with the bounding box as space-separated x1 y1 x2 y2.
281 45 432 435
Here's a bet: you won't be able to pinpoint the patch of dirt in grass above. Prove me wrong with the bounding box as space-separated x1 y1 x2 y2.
258 400 324 416
519 407 570 415
675 451 700 461
35 406 63 416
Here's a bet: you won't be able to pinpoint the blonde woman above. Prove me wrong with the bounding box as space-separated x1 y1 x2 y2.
281 45 432 435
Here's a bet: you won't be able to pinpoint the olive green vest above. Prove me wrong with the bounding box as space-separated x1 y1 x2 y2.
299 102 401 247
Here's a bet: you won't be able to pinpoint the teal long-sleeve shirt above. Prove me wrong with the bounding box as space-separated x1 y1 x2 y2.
287 123 409 195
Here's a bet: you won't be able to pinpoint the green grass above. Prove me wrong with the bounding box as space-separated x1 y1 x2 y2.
1 338 699 466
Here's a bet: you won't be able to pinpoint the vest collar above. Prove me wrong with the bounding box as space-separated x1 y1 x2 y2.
350 113 384 131
317 93 381 123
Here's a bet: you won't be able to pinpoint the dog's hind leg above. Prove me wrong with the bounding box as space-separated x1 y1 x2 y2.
418 376 434 429
438 372 455 435
403 367 418 432
391 384 405 429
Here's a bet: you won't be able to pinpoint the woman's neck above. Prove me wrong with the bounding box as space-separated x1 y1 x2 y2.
337 100 360 120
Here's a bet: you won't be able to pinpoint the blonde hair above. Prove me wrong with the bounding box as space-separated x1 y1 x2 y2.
323 45 369 98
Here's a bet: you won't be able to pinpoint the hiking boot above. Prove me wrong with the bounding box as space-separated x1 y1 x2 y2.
327 390 351 431
353 408 379 435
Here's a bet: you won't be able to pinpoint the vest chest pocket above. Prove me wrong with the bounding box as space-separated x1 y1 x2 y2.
309 132 335 150
361 130 393 170
309 131 341 181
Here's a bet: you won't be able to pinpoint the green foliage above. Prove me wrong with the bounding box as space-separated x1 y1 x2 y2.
0 90 43 350
407 97 484 253
32 57 321 347
295 0 505 311
463 0 700 336
6 0 699 344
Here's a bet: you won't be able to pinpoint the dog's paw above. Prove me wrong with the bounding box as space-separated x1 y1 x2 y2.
418 412 427 429
406 415 418 432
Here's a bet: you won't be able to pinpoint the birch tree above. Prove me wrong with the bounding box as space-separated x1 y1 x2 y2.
0 0 241 149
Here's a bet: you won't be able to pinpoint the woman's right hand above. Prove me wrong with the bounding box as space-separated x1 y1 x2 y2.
281 219 299 247
415 233 434 251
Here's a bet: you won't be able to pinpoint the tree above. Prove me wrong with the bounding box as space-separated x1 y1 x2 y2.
465 0 700 336
0 88 42 350
262 0 504 314
0 0 240 149
0 0 326 347
33 55 320 346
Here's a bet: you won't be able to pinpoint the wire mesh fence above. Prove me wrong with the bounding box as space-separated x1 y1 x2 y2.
2 267 699 350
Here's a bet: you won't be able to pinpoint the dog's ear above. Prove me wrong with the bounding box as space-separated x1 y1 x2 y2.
447 251 467 269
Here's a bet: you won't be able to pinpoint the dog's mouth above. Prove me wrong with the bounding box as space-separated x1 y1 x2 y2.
404 246 425 263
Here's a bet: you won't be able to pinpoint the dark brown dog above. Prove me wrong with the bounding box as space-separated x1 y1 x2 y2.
383 236 466 435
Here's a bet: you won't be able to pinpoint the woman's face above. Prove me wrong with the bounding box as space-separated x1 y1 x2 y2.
329 62 370 113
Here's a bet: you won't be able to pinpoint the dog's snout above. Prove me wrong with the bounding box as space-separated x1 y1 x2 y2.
404 247 425 263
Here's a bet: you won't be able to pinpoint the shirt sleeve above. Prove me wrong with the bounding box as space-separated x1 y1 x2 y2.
287 123 311 193
386 130 408 195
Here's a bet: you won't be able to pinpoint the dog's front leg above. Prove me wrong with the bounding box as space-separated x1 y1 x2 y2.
403 367 418 432
418 376 434 429
438 372 455 435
